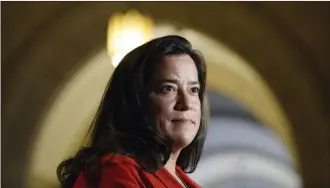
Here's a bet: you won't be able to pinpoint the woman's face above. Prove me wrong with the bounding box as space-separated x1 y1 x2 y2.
148 54 201 151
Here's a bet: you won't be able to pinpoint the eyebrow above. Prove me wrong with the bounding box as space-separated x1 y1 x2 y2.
157 79 200 85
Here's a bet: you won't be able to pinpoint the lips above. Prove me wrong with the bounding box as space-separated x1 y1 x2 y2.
172 118 195 124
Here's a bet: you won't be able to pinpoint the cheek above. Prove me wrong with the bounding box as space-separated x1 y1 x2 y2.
194 100 202 119
148 96 175 128
149 96 175 116
192 102 202 134
155 104 174 129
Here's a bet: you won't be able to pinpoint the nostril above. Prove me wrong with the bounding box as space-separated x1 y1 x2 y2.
174 103 192 111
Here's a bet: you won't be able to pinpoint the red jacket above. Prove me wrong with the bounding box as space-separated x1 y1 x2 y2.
73 153 201 188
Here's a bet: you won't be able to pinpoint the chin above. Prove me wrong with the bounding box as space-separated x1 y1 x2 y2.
171 135 195 149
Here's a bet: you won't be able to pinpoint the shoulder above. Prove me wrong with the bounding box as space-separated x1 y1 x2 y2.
100 153 139 168
176 166 202 188
74 153 143 188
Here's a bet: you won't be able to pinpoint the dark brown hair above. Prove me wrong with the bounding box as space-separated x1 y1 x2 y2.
57 35 208 187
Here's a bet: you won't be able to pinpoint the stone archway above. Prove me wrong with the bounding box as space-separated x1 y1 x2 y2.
26 25 299 187
2 2 329 188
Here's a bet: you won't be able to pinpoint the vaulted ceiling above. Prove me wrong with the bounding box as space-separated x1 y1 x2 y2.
2 2 329 188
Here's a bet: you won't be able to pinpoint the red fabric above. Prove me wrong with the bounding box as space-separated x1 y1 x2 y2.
73 153 201 188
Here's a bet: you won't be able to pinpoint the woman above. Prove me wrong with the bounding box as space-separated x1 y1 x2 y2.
57 35 208 188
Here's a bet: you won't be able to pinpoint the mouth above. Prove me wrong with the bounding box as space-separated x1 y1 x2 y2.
172 118 195 125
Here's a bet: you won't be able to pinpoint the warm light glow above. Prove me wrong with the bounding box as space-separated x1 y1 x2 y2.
107 10 154 67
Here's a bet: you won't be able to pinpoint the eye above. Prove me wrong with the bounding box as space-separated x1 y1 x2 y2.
191 87 200 94
161 85 176 93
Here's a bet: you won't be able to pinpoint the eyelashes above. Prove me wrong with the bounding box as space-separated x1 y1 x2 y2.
160 85 200 95
161 85 176 93
191 87 200 94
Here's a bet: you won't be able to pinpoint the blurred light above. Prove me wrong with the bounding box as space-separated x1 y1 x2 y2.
190 152 301 188
107 10 154 67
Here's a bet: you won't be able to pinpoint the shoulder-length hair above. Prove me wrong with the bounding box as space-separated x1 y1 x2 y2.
57 35 208 187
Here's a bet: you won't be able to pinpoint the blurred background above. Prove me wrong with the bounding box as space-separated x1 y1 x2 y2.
2 2 330 188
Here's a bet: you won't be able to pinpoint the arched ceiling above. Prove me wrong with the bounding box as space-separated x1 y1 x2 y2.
2 2 329 188
25 27 298 187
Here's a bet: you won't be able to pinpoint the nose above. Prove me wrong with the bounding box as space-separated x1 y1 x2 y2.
174 90 192 111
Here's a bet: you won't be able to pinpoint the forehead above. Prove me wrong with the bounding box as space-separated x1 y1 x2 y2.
152 54 198 79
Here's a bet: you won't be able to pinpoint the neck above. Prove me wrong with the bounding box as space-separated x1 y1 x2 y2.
164 148 181 175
